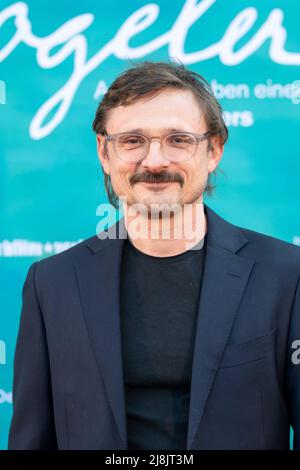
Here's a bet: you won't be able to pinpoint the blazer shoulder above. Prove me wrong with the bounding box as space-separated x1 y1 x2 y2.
31 233 105 275
238 224 300 263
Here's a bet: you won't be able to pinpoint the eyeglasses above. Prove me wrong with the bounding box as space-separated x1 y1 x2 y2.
104 130 212 163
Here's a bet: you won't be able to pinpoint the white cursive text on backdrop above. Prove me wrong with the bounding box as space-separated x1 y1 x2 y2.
0 0 299 139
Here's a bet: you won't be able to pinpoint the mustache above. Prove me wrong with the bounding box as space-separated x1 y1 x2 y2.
129 171 184 187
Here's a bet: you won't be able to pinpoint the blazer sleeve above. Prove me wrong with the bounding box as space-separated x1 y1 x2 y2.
286 275 300 450
7 262 58 449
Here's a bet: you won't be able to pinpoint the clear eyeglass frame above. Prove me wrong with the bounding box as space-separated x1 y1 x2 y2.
103 130 213 163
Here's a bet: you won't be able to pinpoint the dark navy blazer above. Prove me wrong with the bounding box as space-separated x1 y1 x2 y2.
8 203 300 449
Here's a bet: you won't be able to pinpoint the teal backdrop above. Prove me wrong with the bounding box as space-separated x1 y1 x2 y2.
0 0 300 450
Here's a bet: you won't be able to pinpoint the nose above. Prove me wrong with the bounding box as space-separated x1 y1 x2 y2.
141 140 170 170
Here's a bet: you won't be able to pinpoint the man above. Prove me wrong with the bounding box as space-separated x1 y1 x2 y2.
8 62 300 450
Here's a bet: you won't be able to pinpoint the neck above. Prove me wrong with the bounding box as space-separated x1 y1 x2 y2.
121 198 207 257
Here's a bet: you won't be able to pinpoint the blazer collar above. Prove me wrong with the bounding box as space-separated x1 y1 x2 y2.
84 202 249 255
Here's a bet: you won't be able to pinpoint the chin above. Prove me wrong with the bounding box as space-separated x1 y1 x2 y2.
140 197 183 212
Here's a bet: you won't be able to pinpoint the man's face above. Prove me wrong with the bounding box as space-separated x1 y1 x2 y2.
96 88 224 211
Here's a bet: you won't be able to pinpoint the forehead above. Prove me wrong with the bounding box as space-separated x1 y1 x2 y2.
105 88 206 133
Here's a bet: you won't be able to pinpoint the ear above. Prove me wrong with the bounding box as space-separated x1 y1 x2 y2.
207 135 224 174
96 134 110 175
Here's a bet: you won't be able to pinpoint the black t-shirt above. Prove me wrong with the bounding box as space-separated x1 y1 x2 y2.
120 234 207 450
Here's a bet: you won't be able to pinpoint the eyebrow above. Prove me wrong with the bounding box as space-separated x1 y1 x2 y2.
120 128 189 134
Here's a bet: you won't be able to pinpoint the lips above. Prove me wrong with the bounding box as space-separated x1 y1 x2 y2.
142 181 171 184
140 181 173 190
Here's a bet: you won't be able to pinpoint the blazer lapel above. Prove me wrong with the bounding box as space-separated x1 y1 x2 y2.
186 205 255 449
73 220 128 448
